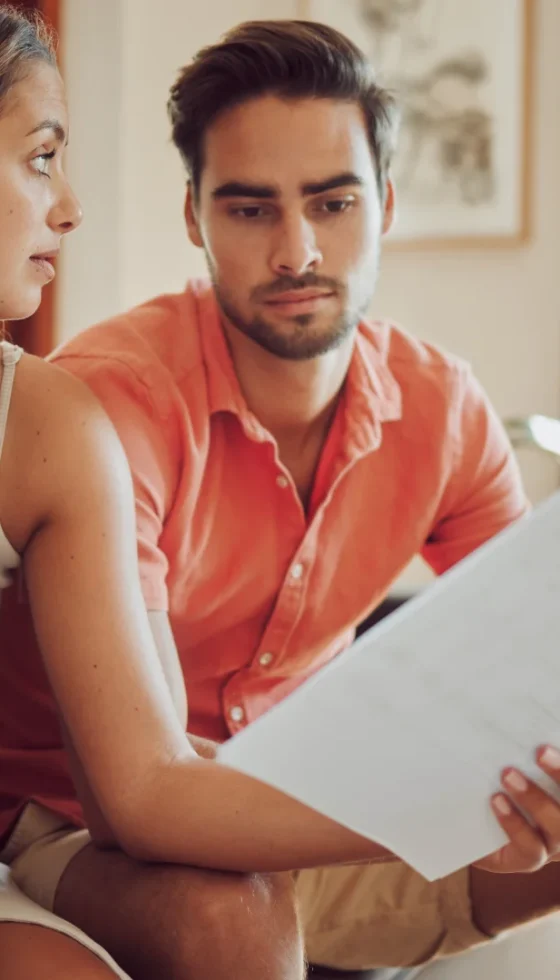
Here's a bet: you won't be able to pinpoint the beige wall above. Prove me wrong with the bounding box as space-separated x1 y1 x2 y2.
59 1 559 585
59 0 124 337
375 0 560 507
59 0 295 336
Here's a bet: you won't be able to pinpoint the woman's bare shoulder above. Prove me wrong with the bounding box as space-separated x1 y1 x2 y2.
14 350 106 417
8 351 124 463
0 351 130 550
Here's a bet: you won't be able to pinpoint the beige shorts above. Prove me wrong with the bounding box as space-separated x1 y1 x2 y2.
0 802 130 978
0 800 488 973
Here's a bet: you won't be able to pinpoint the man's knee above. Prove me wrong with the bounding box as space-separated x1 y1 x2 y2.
169 870 304 980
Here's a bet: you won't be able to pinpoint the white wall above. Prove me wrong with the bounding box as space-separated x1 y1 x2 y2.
59 0 559 588
59 0 124 338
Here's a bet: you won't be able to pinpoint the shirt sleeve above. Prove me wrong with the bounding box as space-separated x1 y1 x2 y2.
52 354 178 610
422 364 529 575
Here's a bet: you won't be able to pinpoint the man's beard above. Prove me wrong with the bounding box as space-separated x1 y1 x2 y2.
211 275 372 362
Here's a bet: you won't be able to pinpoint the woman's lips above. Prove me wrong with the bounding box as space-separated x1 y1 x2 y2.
30 256 56 281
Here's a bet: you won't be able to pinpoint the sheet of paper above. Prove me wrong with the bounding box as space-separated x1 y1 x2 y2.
218 491 560 881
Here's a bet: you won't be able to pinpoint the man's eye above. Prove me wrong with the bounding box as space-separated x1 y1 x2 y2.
322 198 355 214
30 150 56 176
231 206 268 219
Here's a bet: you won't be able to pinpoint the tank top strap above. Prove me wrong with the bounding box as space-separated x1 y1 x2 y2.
0 341 24 461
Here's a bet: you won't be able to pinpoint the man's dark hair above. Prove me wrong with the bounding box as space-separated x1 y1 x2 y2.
168 19 399 200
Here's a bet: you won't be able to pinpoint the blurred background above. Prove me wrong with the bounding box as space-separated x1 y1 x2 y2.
12 0 560 589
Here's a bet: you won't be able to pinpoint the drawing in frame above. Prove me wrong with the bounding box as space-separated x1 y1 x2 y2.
298 0 534 248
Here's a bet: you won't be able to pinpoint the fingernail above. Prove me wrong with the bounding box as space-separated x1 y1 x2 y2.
540 746 560 770
492 794 512 817
504 769 529 793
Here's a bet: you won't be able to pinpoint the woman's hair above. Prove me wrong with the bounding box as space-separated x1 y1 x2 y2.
0 4 56 117
168 19 400 201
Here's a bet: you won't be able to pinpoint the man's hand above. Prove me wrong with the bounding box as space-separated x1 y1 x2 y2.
475 744 560 874
188 733 219 760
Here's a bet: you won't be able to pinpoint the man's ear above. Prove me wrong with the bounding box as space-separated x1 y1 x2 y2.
382 177 396 236
185 183 204 248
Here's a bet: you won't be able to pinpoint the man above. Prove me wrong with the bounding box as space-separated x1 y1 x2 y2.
2 19 560 980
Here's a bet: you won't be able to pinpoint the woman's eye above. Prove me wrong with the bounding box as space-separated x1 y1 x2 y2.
30 150 56 177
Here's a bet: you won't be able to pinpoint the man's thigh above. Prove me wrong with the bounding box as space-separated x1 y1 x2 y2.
415 915 560 980
296 862 484 971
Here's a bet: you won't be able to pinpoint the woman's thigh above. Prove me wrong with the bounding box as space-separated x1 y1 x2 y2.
0 922 122 979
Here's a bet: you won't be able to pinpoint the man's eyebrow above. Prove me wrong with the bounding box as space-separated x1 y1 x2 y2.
25 119 67 145
211 172 365 201
212 181 278 200
301 172 365 196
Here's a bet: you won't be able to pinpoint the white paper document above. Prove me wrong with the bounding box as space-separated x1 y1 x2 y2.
218 492 560 881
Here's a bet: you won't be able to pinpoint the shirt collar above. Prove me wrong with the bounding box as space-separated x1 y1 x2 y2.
343 320 403 453
193 280 249 419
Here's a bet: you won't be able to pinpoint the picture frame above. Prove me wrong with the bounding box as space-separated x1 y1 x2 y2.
298 0 534 249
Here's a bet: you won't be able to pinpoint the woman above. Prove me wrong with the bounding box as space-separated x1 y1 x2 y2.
0 7 134 977
2 6 560 979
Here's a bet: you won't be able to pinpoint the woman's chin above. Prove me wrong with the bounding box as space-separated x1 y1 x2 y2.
1 290 42 322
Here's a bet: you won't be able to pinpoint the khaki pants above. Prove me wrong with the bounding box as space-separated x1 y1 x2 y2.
0 801 505 976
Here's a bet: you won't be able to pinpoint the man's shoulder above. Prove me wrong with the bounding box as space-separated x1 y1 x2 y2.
361 317 471 396
50 280 214 394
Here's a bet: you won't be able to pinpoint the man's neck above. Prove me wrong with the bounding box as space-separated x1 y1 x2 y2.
221 318 355 451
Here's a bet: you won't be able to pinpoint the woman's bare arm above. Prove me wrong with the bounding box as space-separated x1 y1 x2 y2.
1 356 389 872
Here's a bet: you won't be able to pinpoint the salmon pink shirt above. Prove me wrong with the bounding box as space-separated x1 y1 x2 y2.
0 279 527 839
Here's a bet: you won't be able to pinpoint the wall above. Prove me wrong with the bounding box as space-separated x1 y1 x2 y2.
59 0 559 584
59 0 123 339
59 0 295 338
375 0 560 508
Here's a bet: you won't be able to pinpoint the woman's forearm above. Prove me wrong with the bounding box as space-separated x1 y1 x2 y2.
119 753 391 871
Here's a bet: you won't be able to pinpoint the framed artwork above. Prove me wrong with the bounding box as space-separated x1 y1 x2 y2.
298 0 534 248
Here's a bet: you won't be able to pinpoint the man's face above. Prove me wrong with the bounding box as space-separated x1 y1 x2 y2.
187 95 394 361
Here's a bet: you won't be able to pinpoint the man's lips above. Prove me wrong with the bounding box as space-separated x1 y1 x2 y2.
264 290 335 313
265 289 334 305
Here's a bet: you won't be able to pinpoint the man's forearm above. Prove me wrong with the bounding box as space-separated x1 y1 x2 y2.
470 863 560 937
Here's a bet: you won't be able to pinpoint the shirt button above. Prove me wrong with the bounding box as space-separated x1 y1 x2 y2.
276 475 289 489
259 652 274 667
229 706 245 723
291 562 304 580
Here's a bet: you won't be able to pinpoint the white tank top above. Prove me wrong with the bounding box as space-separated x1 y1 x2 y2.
0 341 23 590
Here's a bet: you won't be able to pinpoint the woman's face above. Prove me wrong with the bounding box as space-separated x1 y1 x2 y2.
0 61 82 321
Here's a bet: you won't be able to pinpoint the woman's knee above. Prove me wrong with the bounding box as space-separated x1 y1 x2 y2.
170 871 304 980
